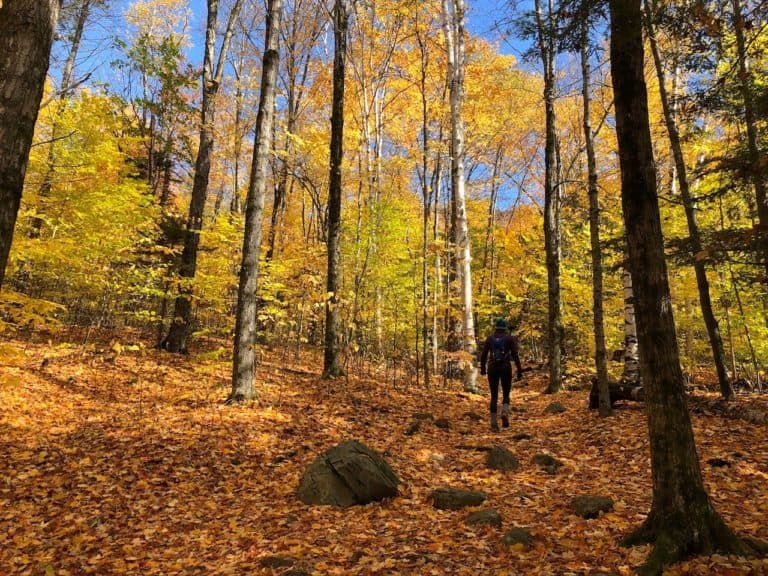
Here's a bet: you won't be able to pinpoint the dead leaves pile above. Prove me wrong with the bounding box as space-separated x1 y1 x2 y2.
1 338 767 575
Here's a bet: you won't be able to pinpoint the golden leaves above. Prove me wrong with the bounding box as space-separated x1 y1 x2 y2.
0 337 767 575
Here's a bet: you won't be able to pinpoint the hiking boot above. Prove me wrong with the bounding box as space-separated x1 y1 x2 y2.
501 414 510 428
491 421 500 432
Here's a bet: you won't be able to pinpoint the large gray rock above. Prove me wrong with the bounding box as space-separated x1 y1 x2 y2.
429 487 488 510
486 446 519 472
297 440 399 507
571 495 614 519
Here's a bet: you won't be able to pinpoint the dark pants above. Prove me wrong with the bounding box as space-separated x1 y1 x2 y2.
487 362 512 413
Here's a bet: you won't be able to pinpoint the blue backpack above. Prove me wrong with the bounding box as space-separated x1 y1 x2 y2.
491 335 509 363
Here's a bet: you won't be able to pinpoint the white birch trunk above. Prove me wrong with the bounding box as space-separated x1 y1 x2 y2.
442 0 477 392
622 269 640 383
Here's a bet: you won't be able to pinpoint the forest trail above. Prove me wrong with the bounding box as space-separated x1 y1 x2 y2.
1 336 767 576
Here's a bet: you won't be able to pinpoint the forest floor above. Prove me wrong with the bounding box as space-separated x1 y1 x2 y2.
1 333 768 576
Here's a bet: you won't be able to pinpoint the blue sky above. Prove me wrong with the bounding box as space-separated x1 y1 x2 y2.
59 0 535 98
92 0 531 64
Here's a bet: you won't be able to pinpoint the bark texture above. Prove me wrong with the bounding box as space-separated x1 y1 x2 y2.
443 0 478 393
580 18 610 416
228 0 283 403
323 0 348 378
0 0 61 290
621 270 640 382
644 0 732 399
731 0 768 278
163 0 244 353
609 0 766 573
534 0 563 393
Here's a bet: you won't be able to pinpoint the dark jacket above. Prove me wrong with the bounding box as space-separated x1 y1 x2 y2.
480 331 523 375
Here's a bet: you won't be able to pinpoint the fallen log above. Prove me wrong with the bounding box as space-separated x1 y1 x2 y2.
588 379 644 409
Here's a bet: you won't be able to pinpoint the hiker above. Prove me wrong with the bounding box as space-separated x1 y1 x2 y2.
479 318 523 432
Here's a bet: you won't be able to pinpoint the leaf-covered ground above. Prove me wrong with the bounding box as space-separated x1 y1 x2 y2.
1 337 767 575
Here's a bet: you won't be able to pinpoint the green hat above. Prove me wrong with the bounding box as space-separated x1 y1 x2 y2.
494 317 508 330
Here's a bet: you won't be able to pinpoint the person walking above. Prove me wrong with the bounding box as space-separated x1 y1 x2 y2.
479 318 523 431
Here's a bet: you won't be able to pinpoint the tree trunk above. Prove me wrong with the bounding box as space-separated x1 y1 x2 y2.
0 0 62 291
621 269 640 383
323 0 348 378
230 66 244 216
580 18 611 416
535 0 563 393
609 1 766 573
433 165 443 376
162 0 244 352
731 0 768 279
32 0 91 239
479 145 502 296
443 0 478 393
417 13 431 388
228 0 283 403
644 0 733 399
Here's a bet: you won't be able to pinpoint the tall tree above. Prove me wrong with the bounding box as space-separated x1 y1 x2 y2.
730 0 768 278
442 0 478 393
644 0 733 399
580 14 610 416
0 0 62 291
416 5 433 388
534 0 564 393
609 0 767 573
31 0 94 238
266 0 325 261
228 0 283 402
323 0 349 378
162 0 244 352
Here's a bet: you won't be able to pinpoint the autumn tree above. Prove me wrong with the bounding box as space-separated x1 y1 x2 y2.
323 0 349 378
441 0 478 393
228 0 283 402
31 0 99 238
644 0 733 399
609 0 767 573
0 0 62 291
579 9 610 415
730 0 768 278
266 0 325 262
161 0 244 352
510 0 564 391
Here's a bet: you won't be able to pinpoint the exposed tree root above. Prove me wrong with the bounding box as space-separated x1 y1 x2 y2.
224 392 252 405
321 367 345 379
621 510 768 576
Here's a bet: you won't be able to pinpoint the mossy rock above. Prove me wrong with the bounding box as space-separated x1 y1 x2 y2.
571 495 614 519
259 556 294 568
532 453 563 474
404 421 421 436
465 508 502 528
544 402 567 414
429 487 488 510
501 527 533 549
297 440 399 507
486 446 519 472
463 411 483 421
